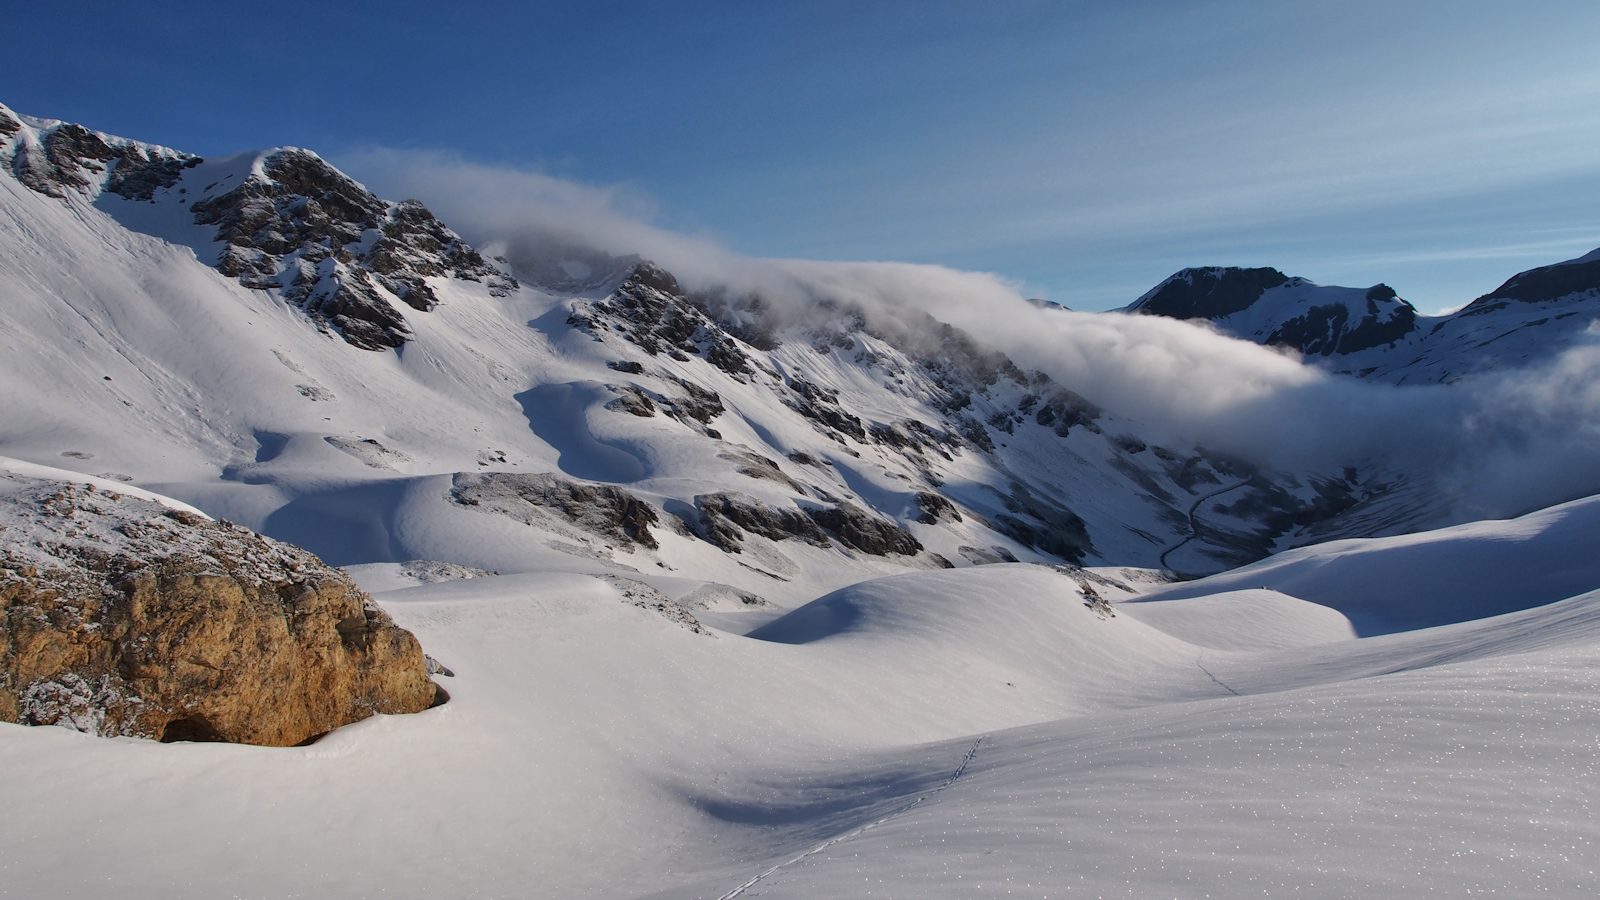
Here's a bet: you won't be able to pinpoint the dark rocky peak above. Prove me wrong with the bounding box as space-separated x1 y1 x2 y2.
1127 266 1291 320
5 112 200 201
1456 248 1600 316
191 149 515 350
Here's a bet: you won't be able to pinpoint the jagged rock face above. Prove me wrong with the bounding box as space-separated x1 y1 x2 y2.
1 109 516 352
691 492 921 557
192 150 516 350
694 492 831 552
0 475 436 746
9 121 200 201
568 263 756 376
1129 267 1292 320
913 492 961 525
807 501 923 556
452 472 661 549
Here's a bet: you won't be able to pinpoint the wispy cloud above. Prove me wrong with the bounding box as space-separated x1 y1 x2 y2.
346 147 1600 521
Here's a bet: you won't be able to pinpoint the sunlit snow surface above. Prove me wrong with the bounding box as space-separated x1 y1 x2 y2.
2 109 1598 898
3 504 1599 898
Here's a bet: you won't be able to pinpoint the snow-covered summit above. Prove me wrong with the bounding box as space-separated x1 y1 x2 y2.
1125 265 1420 357
1125 255 1600 383
0 103 516 350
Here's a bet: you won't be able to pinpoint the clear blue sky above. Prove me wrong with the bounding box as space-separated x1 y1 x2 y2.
7 1 1599 311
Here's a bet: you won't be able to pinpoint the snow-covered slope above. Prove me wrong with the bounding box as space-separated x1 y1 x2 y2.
1130 493 1600 634
0 99 1407 585
3 484 1597 898
5 98 1600 900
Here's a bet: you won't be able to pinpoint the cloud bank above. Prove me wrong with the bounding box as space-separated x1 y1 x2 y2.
348 150 1600 521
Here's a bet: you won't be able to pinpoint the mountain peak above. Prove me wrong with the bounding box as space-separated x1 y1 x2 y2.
1456 246 1600 316
1127 266 1419 357
1 102 517 351
1126 266 1293 320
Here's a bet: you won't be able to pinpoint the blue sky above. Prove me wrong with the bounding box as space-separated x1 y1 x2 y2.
7 0 1599 311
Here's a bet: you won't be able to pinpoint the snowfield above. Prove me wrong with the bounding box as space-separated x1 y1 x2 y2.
3 102 1599 898
3 506 1599 898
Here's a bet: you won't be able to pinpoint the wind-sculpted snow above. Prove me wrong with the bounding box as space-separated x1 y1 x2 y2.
1133 492 1600 635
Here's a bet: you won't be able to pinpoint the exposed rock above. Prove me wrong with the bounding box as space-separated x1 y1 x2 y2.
605 385 657 418
1264 294 1419 355
191 150 515 350
0 475 436 746
599 575 709 636
785 377 866 442
868 419 960 460
1128 266 1291 320
719 449 805 492
1460 253 1600 313
991 482 1094 564
692 492 829 552
1031 389 1102 437
452 472 660 550
913 491 962 524
568 263 754 376
659 376 724 426
806 501 923 556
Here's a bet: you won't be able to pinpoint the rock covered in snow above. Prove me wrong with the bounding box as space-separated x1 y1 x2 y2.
0 472 437 746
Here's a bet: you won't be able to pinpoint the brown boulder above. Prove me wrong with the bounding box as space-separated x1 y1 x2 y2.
0 475 438 746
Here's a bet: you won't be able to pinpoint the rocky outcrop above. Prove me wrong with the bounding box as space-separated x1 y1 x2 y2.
691 492 921 557
9 120 200 201
913 491 961 524
452 472 660 549
807 501 923 556
1262 289 1419 355
192 150 516 350
2 107 515 352
567 263 755 376
693 492 830 552
0 474 437 746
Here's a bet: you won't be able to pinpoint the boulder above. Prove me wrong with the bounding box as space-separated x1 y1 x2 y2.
0 474 437 746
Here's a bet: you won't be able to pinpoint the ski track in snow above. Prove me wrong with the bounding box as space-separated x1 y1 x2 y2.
1194 653 1241 696
716 735 987 900
1159 480 1251 575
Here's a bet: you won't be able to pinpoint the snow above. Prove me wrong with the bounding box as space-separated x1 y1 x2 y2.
3 113 1599 898
1132 493 1600 634
2 497 1597 897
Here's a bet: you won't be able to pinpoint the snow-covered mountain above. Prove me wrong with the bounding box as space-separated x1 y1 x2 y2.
0 100 1426 585
1126 257 1600 384
5 100 1600 899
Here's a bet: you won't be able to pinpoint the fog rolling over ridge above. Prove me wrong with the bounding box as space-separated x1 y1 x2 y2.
353 149 1600 520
